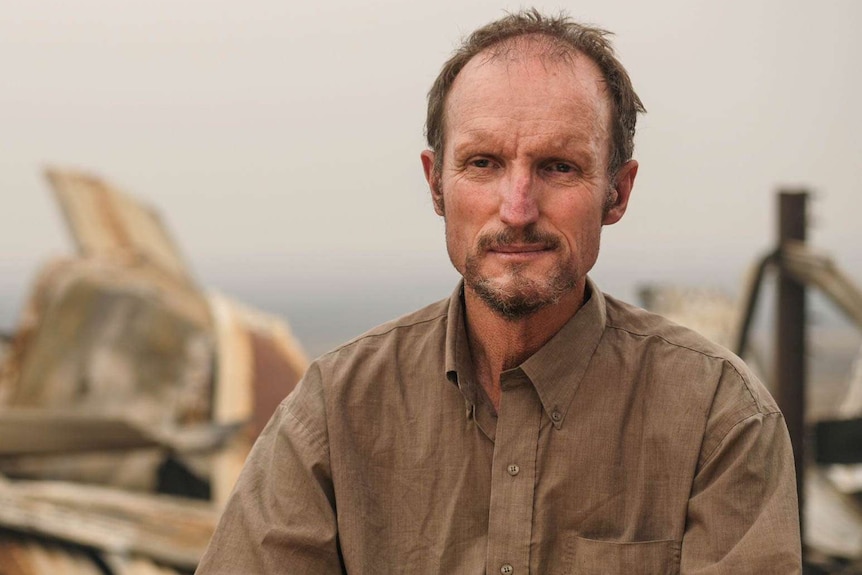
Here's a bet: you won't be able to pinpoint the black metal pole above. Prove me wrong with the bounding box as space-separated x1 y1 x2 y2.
776 190 807 541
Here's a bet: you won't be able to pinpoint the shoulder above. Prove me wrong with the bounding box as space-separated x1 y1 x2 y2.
600 292 785 468
603 291 735 360
601 292 779 417
318 296 449 365
289 297 450 401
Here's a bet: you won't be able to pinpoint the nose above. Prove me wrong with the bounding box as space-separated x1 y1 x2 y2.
498 169 539 228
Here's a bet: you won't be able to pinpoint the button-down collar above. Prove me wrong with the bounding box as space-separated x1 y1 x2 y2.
444 277 607 430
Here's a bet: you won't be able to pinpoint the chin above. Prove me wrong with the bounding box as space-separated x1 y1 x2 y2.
468 270 578 321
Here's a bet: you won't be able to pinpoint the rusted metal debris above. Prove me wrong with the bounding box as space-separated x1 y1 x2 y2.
0 168 309 574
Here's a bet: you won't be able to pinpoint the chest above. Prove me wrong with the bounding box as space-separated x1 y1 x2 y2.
328 377 699 574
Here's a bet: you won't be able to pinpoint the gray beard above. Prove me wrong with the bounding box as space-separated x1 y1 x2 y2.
465 258 577 321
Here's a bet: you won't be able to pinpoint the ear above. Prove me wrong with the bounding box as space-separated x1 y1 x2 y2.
603 160 638 225
421 150 444 216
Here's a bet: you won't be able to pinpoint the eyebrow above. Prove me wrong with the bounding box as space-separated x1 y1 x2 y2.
452 129 597 158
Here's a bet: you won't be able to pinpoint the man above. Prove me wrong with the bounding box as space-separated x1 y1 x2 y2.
197 10 801 574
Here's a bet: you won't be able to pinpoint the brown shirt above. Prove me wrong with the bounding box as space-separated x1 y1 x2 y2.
197 280 801 574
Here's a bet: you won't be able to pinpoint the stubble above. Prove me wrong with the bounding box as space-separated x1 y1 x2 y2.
463 225 578 321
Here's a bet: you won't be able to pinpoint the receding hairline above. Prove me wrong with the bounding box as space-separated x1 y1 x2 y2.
456 34 611 96
473 32 589 65
425 11 645 179
438 35 613 166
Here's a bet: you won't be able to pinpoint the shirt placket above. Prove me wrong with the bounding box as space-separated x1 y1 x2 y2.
485 369 543 575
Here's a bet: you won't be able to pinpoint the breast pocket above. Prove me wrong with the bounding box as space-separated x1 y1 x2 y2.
561 536 681 575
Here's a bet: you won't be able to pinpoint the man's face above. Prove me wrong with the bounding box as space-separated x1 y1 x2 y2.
421 44 637 319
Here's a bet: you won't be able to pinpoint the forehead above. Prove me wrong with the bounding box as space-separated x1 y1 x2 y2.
444 40 611 150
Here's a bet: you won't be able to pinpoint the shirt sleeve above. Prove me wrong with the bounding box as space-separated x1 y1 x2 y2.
680 365 802 574
195 362 345 574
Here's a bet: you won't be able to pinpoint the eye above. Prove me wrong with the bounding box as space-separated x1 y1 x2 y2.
471 158 492 168
546 162 574 173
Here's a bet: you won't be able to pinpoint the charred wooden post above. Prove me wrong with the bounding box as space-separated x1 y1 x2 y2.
776 190 808 539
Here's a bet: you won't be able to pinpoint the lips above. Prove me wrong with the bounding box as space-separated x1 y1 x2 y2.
490 244 551 254
487 244 556 264
475 227 562 262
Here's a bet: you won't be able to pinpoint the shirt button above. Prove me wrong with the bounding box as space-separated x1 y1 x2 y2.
507 464 520 476
501 564 514 575
551 411 562 422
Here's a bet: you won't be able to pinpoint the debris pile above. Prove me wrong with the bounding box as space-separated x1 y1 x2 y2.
0 169 308 574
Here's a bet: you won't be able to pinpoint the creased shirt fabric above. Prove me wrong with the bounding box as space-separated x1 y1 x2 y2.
197 279 801 574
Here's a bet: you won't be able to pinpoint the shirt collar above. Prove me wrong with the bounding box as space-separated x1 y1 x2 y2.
444 281 474 393
444 277 607 429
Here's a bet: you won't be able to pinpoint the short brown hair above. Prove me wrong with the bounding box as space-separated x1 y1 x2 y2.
425 9 645 177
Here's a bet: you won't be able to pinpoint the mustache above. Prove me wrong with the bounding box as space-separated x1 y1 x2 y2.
476 226 562 251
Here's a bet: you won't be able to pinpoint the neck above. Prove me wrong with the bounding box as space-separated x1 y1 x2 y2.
463 280 586 410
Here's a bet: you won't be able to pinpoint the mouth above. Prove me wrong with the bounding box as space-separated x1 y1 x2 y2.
491 243 549 252
488 244 554 260
476 227 561 263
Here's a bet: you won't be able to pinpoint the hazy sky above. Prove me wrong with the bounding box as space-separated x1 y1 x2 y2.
2 0 860 352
